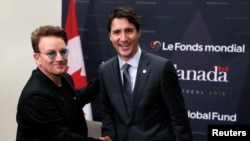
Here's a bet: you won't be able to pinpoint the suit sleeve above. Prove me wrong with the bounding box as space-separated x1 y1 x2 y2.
76 78 100 107
98 63 116 140
63 73 100 108
161 61 193 141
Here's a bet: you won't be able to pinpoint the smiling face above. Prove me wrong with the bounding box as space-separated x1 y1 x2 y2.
109 17 141 62
34 36 68 80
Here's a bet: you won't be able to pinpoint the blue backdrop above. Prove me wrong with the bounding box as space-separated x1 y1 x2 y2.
62 1 250 141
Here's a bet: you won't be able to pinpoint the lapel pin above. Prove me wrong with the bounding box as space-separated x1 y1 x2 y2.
142 69 147 74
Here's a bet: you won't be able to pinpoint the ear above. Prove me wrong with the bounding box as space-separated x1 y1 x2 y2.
33 53 41 66
109 33 112 42
137 30 141 38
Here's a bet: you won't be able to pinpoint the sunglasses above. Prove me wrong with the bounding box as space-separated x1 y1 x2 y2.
39 48 69 59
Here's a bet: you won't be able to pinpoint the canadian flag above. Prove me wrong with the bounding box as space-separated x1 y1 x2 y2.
65 0 93 120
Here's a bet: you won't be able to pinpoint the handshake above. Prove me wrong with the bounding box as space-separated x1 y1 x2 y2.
99 136 112 141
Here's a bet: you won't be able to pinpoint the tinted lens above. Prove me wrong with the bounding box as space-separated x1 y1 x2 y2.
60 49 69 57
44 49 69 59
46 51 57 59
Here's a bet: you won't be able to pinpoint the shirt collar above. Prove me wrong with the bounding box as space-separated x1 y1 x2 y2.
119 47 141 70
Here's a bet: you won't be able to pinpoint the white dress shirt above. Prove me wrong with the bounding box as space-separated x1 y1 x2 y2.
118 47 141 91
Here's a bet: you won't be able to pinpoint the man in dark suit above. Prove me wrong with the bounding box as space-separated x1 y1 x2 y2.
16 25 111 141
99 6 193 141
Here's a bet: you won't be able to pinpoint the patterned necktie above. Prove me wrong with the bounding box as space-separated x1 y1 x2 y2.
123 63 132 95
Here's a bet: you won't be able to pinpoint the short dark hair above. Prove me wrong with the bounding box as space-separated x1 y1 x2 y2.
31 25 68 53
107 6 141 32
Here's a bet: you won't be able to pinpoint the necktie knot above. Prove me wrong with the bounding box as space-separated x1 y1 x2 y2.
123 63 130 71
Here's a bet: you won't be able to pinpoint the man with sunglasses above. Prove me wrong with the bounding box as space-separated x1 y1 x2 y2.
16 25 111 141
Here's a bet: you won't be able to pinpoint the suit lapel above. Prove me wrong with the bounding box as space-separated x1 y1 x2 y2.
129 52 151 121
109 58 131 119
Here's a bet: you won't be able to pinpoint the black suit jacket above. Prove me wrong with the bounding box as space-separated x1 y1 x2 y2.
99 51 192 141
16 68 100 141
